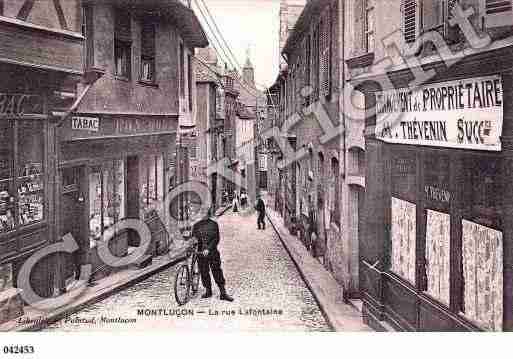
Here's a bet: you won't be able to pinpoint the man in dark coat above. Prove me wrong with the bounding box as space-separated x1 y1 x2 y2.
255 196 266 230
192 209 234 301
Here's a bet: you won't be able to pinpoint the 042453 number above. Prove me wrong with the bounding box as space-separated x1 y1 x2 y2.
3 345 35 355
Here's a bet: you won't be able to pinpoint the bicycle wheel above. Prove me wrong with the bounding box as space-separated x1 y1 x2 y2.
174 264 190 306
190 256 201 295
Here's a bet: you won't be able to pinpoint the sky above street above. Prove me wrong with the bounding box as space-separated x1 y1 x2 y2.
192 0 282 88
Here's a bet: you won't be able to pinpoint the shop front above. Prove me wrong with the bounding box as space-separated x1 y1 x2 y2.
360 59 513 331
0 66 67 323
58 115 177 285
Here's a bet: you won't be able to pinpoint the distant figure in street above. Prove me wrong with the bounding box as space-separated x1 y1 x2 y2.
240 190 248 209
232 192 239 213
192 209 234 302
255 196 266 230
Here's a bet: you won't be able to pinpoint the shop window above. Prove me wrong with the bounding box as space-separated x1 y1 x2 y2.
0 122 15 234
139 155 164 219
423 154 451 305
114 9 132 79
18 121 45 227
89 160 125 241
141 23 156 83
0 121 45 234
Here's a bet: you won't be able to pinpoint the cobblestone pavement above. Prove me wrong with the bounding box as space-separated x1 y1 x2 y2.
45 210 331 332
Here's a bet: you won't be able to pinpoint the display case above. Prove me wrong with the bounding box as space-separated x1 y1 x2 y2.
0 120 45 235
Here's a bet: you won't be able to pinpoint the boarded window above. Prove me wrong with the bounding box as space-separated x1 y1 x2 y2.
461 220 503 331
391 197 417 284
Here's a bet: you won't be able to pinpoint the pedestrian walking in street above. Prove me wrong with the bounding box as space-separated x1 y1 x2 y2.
240 190 248 209
255 196 266 230
232 192 239 213
192 208 234 302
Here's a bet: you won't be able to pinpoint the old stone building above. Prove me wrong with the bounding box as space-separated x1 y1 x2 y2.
58 0 207 290
0 0 86 323
351 0 513 331
270 0 344 281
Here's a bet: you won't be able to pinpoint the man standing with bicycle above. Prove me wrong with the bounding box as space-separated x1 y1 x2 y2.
192 209 234 302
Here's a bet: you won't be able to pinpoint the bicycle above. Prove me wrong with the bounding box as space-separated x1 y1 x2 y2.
174 240 201 306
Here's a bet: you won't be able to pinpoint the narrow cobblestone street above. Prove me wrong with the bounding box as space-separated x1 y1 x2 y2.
45 210 331 332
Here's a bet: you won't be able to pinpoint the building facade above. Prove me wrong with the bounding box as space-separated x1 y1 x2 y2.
0 0 85 323
280 0 343 276
352 0 513 331
235 103 257 204
57 0 207 289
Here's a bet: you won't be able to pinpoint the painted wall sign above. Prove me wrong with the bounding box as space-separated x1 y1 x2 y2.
114 117 176 134
375 75 503 151
62 115 178 141
0 94 44 117
72 117 100 132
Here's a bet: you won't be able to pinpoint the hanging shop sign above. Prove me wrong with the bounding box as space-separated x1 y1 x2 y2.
71 116 100 132
375 75 503 151
0 94 44 117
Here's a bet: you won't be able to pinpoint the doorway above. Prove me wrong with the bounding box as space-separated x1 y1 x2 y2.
60 166 86 286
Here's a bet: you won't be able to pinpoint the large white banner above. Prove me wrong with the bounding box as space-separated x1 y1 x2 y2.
376 75 503 151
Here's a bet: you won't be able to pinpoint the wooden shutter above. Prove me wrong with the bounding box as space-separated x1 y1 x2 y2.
483 0 513 27
115 9 131 42
141 23 156 57
320 10 331 97
422 0 443 31
354 0 365 52
402 0 418 43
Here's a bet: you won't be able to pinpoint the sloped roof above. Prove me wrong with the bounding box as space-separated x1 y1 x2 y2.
194 58 220 83
282 0 331 56
84 0 208 48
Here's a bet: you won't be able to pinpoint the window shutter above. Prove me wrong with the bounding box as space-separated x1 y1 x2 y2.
402 0 418 43
483 0 513 27
422 0 443 31
354 0 365 52
115 9 131 42
320 11 331 97
141 23 156 57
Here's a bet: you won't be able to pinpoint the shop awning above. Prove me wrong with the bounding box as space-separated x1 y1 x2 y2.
84 0 208 48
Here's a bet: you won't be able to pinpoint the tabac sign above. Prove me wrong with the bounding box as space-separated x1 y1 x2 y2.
375 75 503 151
